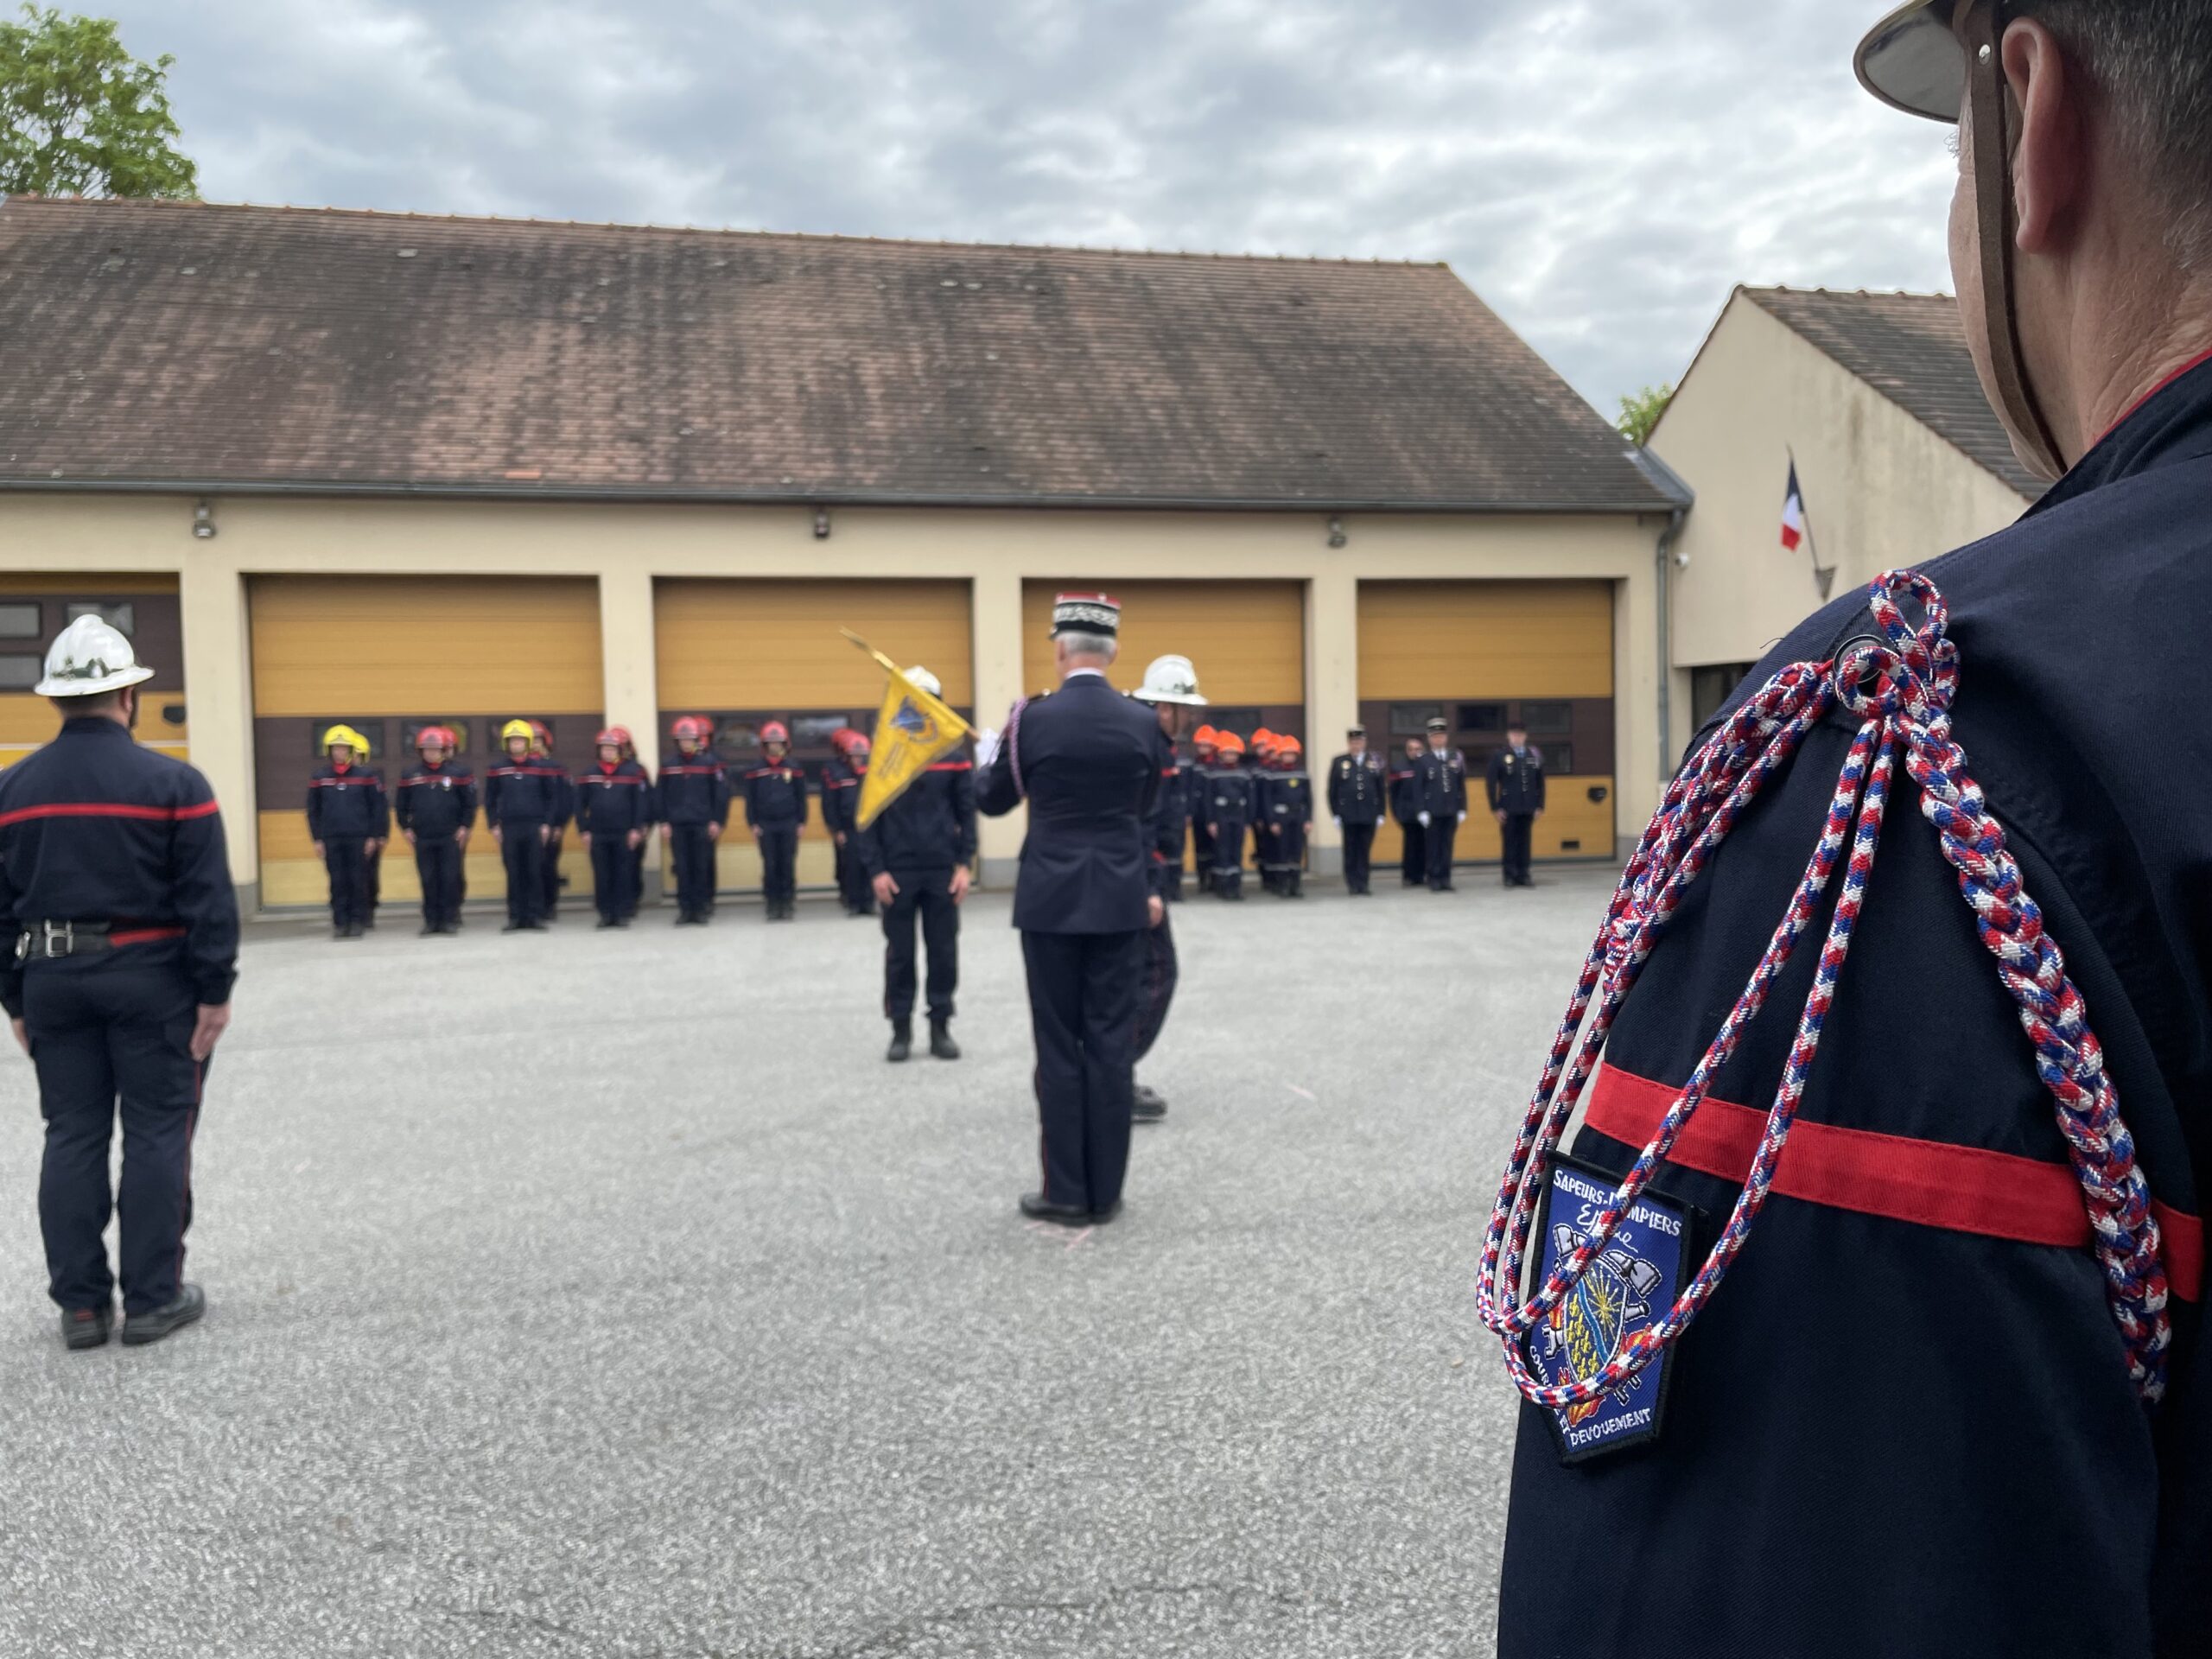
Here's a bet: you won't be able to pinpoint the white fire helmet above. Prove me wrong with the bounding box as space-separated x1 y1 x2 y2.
35 615 156 698
1132 653 1207 706
905 665 943 698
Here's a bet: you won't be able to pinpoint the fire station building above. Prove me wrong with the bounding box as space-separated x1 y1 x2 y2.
0 196 1687 910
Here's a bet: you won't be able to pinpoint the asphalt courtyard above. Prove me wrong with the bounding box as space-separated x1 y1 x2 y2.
0 866 1618 1659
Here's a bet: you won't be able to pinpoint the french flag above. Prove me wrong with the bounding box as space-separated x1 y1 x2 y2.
1780 462 1808 553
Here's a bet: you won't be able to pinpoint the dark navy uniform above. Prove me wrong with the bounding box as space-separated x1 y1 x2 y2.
538 757 573 921
305 760 389 935
0 717 238 1320
1485 742 1546 887
1187 748 1219 892
657 750 728 924
1154 745 1189 901
1256 761 1313 897
483 753 563 929
1327 744 1386 894
575 758 653 926
821 754 873 916
976 671 1160 1217
1389 747 1426 887
394 759 475 932
1412 741 1467 891
744 756 808 918
1498 358 2212 1659
1201 758 1254 900
1135 732 1182 1066
857 753 976 1029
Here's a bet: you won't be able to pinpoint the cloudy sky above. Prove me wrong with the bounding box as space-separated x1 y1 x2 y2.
99 0 1961 417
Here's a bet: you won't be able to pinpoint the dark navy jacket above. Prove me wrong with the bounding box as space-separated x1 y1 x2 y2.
1498 357 2212 1659
1413 745 1467 818
657 752 729 828
0 717 238 1013
1255 767 1312 832
1145 745 1186 893
1327 750 1387 825
856 754 976 876
483 757 563 826
819 758 861 836
743 759 808 830
394 761 476 841
1199 762 1254 832
975 672 1160 934
1388 753 1424 824
305 763 390 841
1485 746 1546 816
575 759 653 836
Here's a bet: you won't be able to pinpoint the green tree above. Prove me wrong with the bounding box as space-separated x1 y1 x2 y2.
1616 383 1674 447
1 6 194 199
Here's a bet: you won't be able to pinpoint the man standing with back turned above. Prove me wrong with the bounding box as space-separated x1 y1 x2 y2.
1497 7 2212 1656
0 617 238 1349
976 594 1160 1226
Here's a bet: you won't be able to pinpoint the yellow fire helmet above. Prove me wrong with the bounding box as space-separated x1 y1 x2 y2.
499 718 536 744
321 723 370 754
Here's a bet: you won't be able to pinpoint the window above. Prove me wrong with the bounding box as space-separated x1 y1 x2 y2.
0 603 39 639
0 654 41 690
1689 664 1755 729
1541 742 1574 774
1457 702 1506 734
793 714 851 750
1389 702 1443 735
66 601 133 637
1519 700 1573 735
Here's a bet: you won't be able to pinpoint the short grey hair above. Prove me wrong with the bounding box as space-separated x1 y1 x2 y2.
1057 630 1119 662
2022 0 2212 266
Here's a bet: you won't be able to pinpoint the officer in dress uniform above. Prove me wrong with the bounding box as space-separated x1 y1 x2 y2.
1327 726 1385 895
395 724 474 935
1412 716 1468 892
857 668 976 1064
0 617 237 1349
576 726 652 929
1485 720 1546 888
1129 654 1209 1122
531 722 571 924
1497 9 2212 1655
744 721 808 921
1187 726 1221 893
658 715 728 925
1258 735 1312 898
1203 731 1252 900
305 724 388 940
1389 736 1426 887
976 593 1160 1225
484 718 556 931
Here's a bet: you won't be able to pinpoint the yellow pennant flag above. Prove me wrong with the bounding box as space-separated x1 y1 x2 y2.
845 632 974 830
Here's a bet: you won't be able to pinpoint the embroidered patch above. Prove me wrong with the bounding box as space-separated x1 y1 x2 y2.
1522 1154 1692 1463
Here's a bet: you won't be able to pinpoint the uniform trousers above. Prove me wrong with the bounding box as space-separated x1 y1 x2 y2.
1021 929 1142 1214
413 836 464 929
28 963 203 1314
1399 819 1427 885
321 836 372 931
588 832 639 924
1341 822 1376 893
881 868 958 1020
365 845 381 925
1134 909 1178 1063
541 831 566 918
1190 819 1216 890
835 838 874 915
1211 820 1247 899
1425 817 1459 890
500 822 548 925
757 825 798 910
1501 813 1535 886
627 838 648 918
668 823 718 918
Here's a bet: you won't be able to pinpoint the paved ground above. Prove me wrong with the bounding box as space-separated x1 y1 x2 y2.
0 868 1617 1659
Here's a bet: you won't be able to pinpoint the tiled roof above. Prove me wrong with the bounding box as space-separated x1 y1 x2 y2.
0 197 1675 512
1745 287 2045 498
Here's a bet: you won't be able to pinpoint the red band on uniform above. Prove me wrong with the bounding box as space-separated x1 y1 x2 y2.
0 798 219 827
110 925 188 946
1586 1063 2202 1301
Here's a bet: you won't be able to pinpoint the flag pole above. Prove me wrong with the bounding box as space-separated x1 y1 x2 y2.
1789 446 1837 600
840 630 981 737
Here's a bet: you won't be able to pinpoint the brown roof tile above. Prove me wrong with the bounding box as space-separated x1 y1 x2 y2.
1745 287 2045 499
0 197 1675 512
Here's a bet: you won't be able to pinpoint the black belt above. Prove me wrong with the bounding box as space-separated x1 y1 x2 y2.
14 920 184 962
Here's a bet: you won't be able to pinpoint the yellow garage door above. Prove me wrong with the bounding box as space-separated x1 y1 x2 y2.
0 575 192 771
1357 581 1615 868
655 579 973 893
1018 579 1304 715
251 575 603 908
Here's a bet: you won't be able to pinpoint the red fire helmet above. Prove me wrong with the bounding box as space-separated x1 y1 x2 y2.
760 721 790 746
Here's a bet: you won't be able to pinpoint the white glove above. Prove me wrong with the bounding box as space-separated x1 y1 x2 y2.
1458 811 1468 823
1332 817 1342 828
1417 811 1431 827
974 727 1003 769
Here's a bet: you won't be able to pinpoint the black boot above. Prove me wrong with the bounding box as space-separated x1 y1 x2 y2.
61 1305 111 1351
1133 1084 1167 1122
121 1284 205 1346
887 1018 912 1063
929 1018 960 1060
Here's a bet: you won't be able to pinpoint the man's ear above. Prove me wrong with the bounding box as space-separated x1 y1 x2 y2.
2004 18 2084 256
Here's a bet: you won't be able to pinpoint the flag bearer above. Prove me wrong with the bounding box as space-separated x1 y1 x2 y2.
1187 726 1221 892
1259 735 1312 898
658 715 727 925
395 724 474 935
1327 725 1386 895
1485 718 1546 888
0 615 237 1350
485 718 556 931
744 721 808 921
822 729 874 917
1204 731 1252 900
529 722 572 923
857 668 976 1063
306 723 387 940
1390 735 1427 887
1413 716 1467 893
1129 653 1208 1120
576 726 652 929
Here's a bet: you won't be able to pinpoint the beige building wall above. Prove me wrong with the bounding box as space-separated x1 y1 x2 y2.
0 492 1669 904
1651 296 2030 755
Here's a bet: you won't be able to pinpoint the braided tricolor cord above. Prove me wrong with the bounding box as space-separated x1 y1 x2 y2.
1477 569 2171 1405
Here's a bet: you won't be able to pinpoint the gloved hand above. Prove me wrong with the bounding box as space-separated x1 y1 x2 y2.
975 727 1004 769
1417 811 1432 827
1458 811 1468 824
1332 817 1342 828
